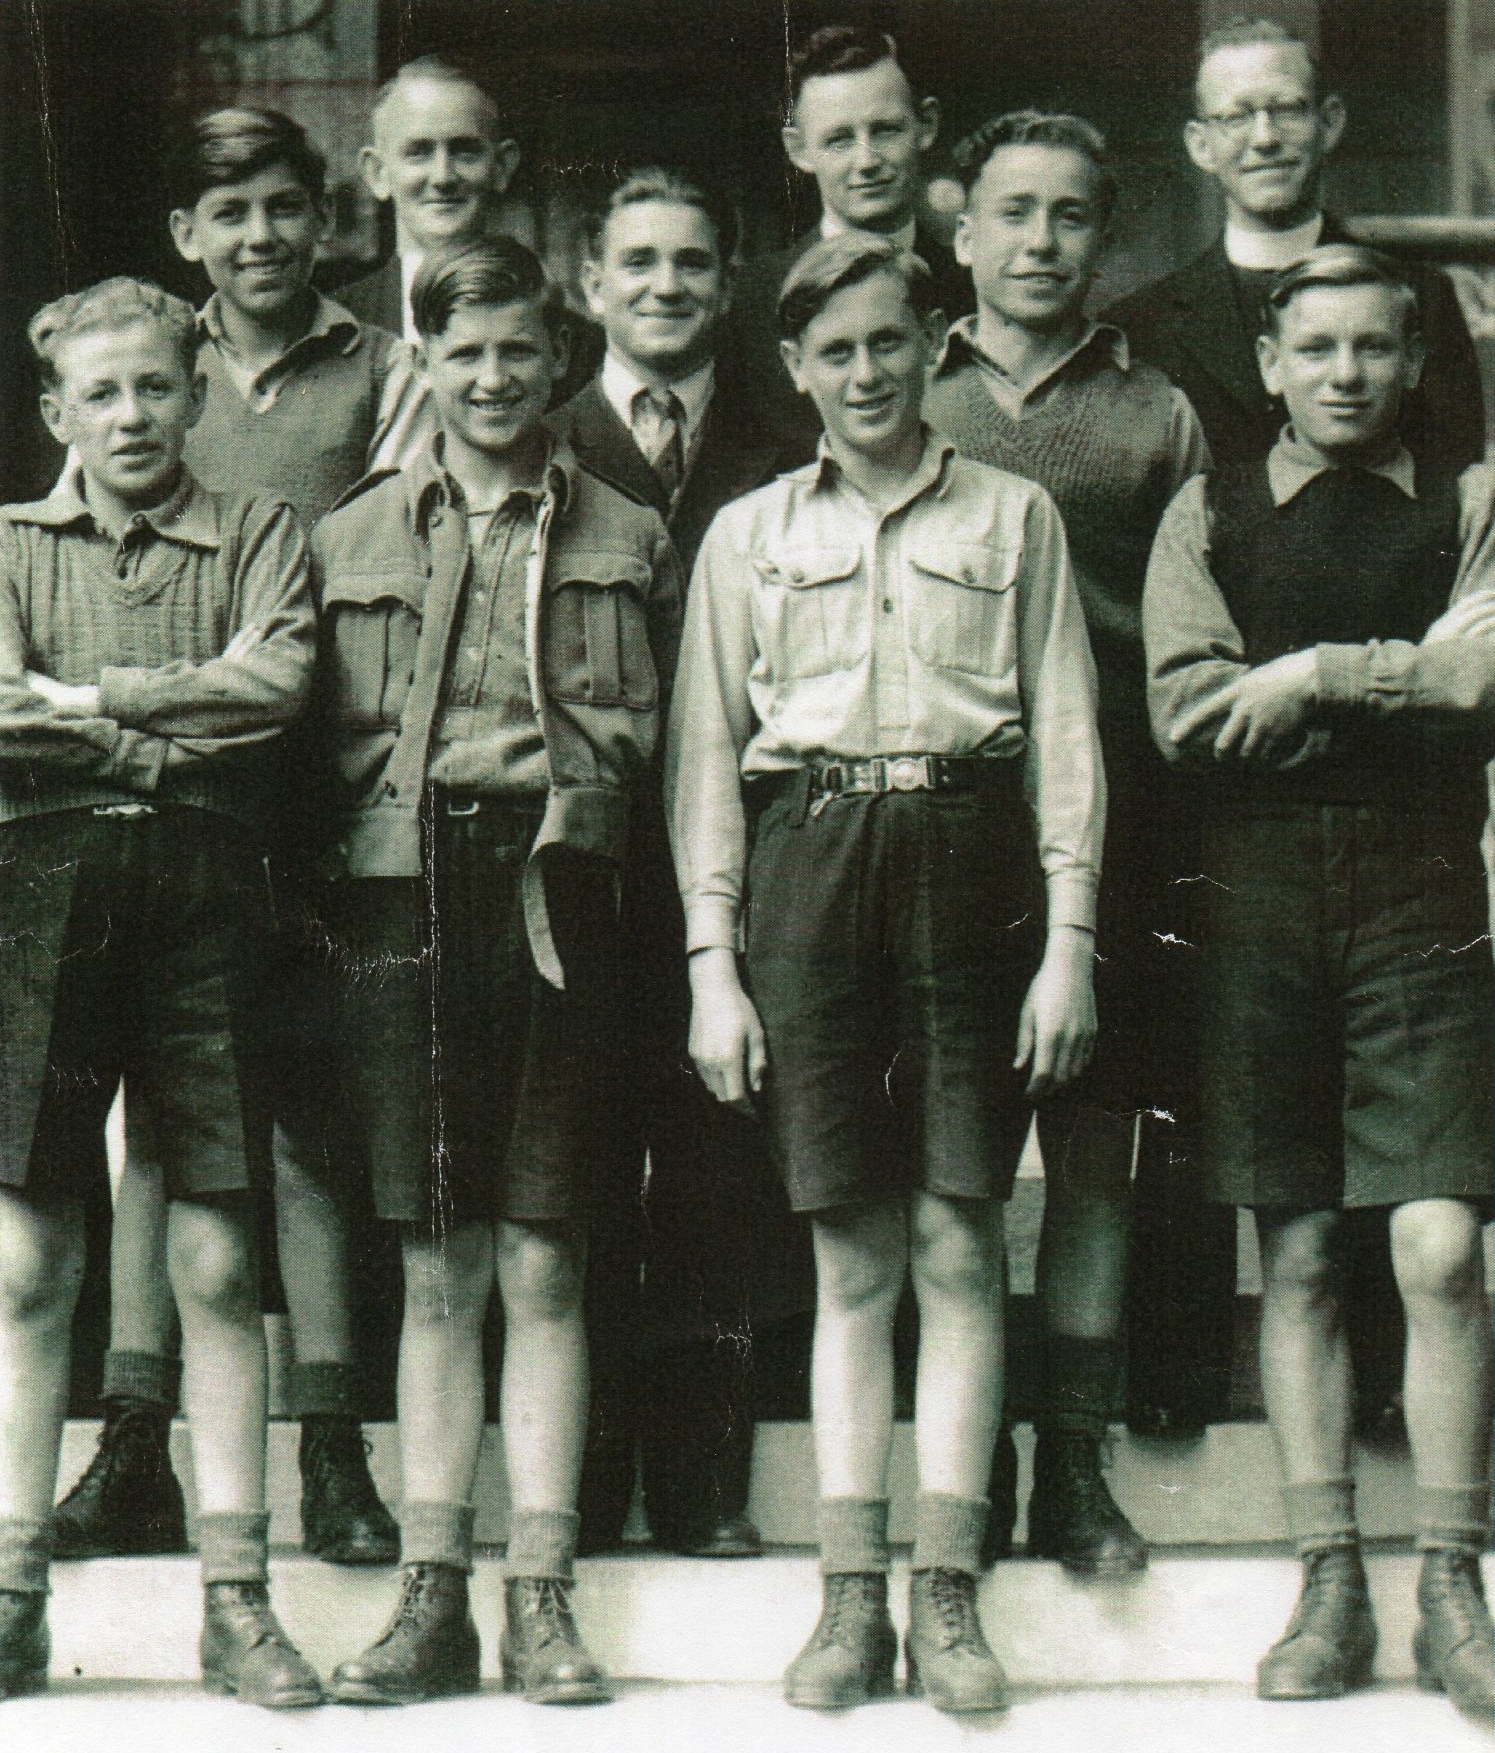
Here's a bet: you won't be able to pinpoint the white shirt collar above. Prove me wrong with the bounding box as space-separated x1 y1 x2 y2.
819 210 919 254
600 350 716 452
1224 212 1324 272
399 251 424 343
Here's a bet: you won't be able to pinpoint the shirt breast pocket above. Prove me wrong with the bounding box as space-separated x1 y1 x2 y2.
753 546 866 681
544 550 658 712
320 569 425 727
907 540 1020 674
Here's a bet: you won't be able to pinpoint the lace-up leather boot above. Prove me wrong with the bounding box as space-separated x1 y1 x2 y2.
328 1563 479 1704
299 1418 399 1566
54 1396 186 1558
1027 1426 1147 1577
200 1581 324 1709
0 1592 48 1699
1257 1544 1377 1699
784 1571 897 1709
905 1567 1009 1714
1415 1548 1495 1722
500 1576 612 1704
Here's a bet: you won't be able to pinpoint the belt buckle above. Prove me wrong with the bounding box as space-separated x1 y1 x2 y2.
92 803 156 819
888 756 925 792
444 795 481 817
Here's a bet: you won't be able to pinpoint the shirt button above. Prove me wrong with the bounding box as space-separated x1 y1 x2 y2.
790 567 805 583
882 598 894 613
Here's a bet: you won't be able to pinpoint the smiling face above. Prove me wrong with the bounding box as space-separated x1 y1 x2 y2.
784 58 938 234
956 142 1106 335
41 320 203 509
780 269 933 459
1257 281 1423 459
361 77 516 254
170 160 324 324
581 197 731 382
1185 42 1343 230
421 299 567 465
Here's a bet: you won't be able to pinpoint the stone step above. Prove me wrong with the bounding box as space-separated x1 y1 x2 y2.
57 1417 1418 1548
42 1548 1490 1686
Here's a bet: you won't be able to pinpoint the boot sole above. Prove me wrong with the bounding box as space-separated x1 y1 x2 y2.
55 1534 189 1561
328 1672 480 1706
1257 1656 1375 1702
1029 1542 1149 1580
501 1661 612 1705
203 1670 325 1710
1414 1632 1495 1721
305 1543 402 1568
785 1669 895 1711
905 1653 1009 1714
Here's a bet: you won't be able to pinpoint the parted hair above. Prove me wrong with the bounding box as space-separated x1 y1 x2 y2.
1195 15 1322 107
788 23 902 107
28 278 199 391
370 54 506 144
168 106 326 211
952 110 1118 224
584 165 741 264
1264 243 1420 338
410 237 567 341
777 234 935 341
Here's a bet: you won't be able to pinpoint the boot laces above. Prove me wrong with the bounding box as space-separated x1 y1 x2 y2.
213 1582 295 1655
1053 1429 1130 1529
820 1574 884 1649
515 1577 576 1649
370 1565 442 1650
924 1568 986 1653
303 1424 382 1509
1424 1550 1491 1645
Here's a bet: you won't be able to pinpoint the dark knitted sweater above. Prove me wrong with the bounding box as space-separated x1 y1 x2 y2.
926 340 1202 734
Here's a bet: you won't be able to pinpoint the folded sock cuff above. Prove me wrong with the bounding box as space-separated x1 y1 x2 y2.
197 1511 270 1585
1283 1478 1359 1555
0 1516 54 1594
911 1492 989 1576
101 1348 181 1410
818 1497 892 1576
401 1499 476 1573
1042 1334 1123 1433
505 1508 580 1581
290 1360 361 1421
1415 1482 1491 1552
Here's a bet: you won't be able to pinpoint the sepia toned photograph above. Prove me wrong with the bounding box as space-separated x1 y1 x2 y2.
0 2 1492 1748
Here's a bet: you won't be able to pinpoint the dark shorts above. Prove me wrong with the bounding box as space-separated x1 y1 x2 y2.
1197 802 1494 1210
329 798 625 1231
0 808 273 1203
743 769 1044 1213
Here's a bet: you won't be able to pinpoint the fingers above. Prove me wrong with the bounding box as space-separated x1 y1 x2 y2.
1174 686 1237 746
745 1011 768 1093
1012 995 1035 1073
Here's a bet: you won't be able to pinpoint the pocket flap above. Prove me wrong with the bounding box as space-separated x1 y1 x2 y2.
320 568 426 616
908 541 1019 592
752 546 860 589
548 549 652 593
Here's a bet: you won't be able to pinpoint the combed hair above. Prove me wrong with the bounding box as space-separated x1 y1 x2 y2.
583 164 740 263
789 23 901 108
952 110 1118 223
370 54 506 145
1264 243 1420 338
28 278 199 391
168 107 326 211
1195 15 1322 108
411 237 567 341
777 235 935 341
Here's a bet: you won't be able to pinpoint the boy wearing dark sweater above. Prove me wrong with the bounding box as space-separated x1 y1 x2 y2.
1145 245 1495 1723
925 111 1208 1573
0 279 319 1706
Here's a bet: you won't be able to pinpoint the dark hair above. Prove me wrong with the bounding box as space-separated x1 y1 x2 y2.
788 23 903 109
1264 243 1420 338
29 277 199 391
777 235 935 341
411 237 567 341
584 164 740 264
168 107 326 211
1195 15 1322 109
953 110 1118 224
369 54 507 145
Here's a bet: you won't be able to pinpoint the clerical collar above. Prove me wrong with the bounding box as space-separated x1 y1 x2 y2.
1224 212 1324 272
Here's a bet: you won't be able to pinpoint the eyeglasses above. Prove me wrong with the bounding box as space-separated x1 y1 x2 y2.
1198 99 1319 139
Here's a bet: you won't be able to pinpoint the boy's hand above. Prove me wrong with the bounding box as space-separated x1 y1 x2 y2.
25 671 100 716
688 946 768 1113
1175 649 1317 763
1015 925 1096 1100
222 625 265 662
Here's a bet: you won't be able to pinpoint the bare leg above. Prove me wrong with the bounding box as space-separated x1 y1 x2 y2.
167 1197 267 1515
397 1221 493 1505
0 1191 84 1520
1256 1208 1352 1485
495 1220 589 1513
809 1202 907 1500
109 1131 178 1358
273 1119 355 1368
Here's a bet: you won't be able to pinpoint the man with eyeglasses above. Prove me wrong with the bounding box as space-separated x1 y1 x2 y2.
1105 15 1485 1444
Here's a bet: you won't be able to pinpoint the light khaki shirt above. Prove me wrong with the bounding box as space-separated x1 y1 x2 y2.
665 431 1105 953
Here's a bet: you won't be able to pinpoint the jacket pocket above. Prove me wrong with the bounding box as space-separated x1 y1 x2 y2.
320 569 425 727
752 545 866 681
544 550 658 711
906 540 1020 673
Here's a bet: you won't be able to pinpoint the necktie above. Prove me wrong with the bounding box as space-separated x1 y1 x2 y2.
633 388 686 501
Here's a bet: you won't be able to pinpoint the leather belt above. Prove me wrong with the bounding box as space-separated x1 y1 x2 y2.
809 754 1015 800
92 803 158 818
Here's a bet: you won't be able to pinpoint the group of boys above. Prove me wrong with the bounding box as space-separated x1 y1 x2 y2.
0 13 1490 1727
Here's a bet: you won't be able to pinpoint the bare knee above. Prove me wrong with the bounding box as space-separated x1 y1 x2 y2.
168 1202 257 1320
911 1196 1004 1305
402 1223 492 1326
496 1221 585 1325
813 1210 906 1319
1259 1210 1342 1314
0 1198 84 1327
1392 1201 1484 1310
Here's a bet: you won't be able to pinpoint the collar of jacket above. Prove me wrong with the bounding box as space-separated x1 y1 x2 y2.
405 430 576 539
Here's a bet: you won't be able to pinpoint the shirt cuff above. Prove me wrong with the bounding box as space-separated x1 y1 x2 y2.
1315 643 1368 710
101 729 168 793
1045 869 1098 934
98 667 151 727
683 894 744 956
